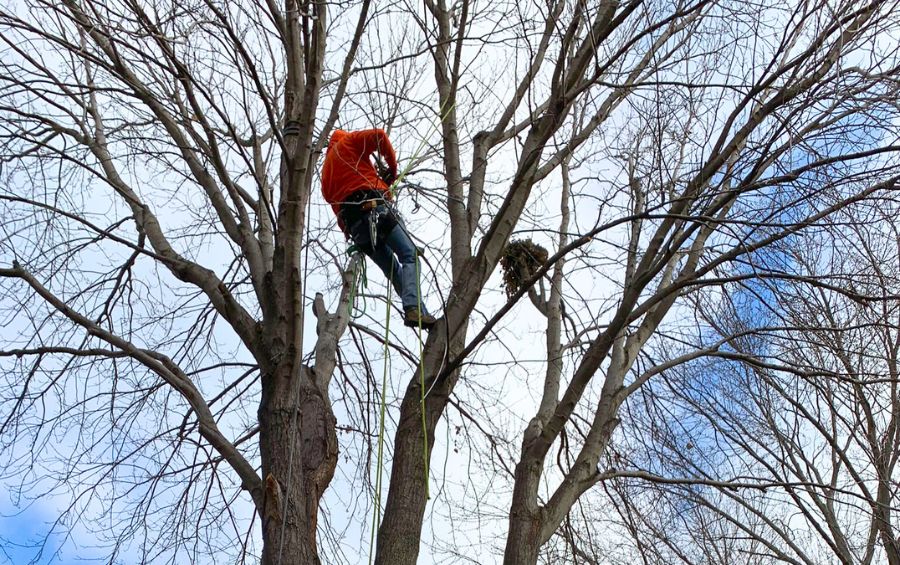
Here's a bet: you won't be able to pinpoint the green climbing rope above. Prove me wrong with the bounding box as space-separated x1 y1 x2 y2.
364 100 454 561
386 99 455 200
368 259 393 565
415 249 430 500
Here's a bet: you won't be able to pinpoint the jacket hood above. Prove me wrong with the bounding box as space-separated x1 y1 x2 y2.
329 129 348 148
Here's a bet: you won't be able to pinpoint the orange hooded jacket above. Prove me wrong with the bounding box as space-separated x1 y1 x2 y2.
321 129 398 228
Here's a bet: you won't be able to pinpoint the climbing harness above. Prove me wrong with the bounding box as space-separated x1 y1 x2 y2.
350 197 383 253
341 193 400 256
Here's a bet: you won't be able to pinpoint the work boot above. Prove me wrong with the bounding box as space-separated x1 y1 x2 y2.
404 307 437 330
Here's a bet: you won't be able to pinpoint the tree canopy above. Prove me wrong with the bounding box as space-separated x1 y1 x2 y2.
1 1 900 563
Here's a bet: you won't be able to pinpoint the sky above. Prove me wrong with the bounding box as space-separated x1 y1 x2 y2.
0 497 107 565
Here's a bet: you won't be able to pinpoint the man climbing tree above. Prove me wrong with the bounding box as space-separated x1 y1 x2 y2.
321 128 437 329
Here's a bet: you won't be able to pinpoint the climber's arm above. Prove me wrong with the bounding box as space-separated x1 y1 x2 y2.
349 129 397 179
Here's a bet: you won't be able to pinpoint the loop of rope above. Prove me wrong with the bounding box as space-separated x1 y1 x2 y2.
347 245 368 318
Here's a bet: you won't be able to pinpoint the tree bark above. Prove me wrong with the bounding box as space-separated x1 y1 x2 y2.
503 459 544 565
373 364 447 564
259 365 338 565
875 464 900 565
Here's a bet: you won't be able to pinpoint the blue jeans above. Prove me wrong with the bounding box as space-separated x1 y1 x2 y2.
349 207 430 314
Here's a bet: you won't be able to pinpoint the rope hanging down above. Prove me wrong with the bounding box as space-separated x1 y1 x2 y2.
368 259 393 565
363 102 454 563
415 249 430 500
363 248 432 565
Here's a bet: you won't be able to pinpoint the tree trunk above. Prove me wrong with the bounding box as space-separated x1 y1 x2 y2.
374 377 444 565
876 468 900 565
503 457 544 565
259 365 337 565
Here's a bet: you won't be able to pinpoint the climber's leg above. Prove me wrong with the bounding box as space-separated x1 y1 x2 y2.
381 222 436 329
